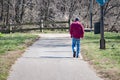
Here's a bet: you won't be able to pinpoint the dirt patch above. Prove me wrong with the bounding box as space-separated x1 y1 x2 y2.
98 68 120 80
82 53 120 80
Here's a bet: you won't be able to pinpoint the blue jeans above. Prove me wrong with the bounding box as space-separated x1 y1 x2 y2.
72 38 80 57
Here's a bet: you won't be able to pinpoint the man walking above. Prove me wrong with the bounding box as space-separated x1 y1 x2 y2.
70 18 84 58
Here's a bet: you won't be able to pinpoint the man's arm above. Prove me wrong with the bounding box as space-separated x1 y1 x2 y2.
70 24 73 38
80 24 84 38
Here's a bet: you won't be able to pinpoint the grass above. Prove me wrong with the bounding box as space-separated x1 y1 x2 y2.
0 33 39 80
81 32 120 80
0 32 119 80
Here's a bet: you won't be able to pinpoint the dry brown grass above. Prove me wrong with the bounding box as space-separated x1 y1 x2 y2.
0 50 24 80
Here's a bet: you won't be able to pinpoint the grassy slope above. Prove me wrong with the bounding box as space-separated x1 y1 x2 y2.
81 32 120 80
0 33 39 80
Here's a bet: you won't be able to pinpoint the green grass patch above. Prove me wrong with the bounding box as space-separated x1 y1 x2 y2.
81 32 120 80
0 33 39 80
0 33 38 55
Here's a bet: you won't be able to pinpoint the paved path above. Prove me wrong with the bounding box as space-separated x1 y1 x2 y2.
7 34 103 80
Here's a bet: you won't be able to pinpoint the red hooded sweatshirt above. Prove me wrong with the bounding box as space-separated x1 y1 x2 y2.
70 21 84 39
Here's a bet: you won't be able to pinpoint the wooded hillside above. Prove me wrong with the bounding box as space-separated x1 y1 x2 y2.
0 0 120 32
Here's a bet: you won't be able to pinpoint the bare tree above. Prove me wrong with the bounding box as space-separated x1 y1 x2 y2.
104 0 120 32
0 0 120 32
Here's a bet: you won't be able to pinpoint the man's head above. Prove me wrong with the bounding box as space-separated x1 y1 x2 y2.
75 17 79 21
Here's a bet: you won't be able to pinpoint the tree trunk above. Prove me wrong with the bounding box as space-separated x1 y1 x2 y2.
6 0 10 33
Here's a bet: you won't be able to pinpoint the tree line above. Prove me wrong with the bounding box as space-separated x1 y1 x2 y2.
0 0 120 32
